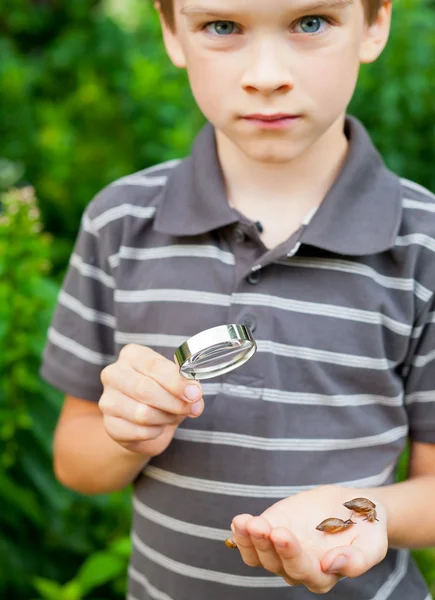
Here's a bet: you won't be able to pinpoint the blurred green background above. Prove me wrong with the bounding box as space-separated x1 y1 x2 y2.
0 0 434 598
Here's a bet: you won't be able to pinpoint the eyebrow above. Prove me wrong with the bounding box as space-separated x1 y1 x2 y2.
180 0 353 18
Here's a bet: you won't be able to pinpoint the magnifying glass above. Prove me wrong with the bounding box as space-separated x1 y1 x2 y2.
174 324 257 380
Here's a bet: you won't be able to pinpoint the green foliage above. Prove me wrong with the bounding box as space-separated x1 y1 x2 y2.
0 184 131 599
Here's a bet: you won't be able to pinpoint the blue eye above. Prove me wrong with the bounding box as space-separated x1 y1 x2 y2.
296 16 327 34
206 21 238 35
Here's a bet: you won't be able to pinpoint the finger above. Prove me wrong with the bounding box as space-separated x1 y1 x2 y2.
232 515 261 567
101 363 201 416
117 345 203 402
99 391 183 426
270 527 336 592
244 517 283 574
104 415 165 443
321 538 387 578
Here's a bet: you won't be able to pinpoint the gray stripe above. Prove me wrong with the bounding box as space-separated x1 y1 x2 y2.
116 332 186 347
280 257 432 301
369 550 408 600
59 291 116 328
200 382 404 407
109 245 235 269
132 532 288 587
48 327 115 365
401 178 435 200
129 567 175 600
143 462 395 497
403 198 435 214
133 496 227 541
70 254 115 288
173 425 408 451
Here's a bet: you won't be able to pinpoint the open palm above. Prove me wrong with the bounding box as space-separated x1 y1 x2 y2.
231 484 388 594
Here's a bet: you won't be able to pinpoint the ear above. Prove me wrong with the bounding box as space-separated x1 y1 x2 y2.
155 1 187 69
359 0 393 64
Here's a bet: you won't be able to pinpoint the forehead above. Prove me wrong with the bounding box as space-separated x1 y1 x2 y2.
176 0 357 16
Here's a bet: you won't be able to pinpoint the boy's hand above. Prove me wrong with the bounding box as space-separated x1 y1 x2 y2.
231 485 388 594
99 344 203 457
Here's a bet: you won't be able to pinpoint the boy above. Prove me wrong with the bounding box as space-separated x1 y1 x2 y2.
41 0 435 597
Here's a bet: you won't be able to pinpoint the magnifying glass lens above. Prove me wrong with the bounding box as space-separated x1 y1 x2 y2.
174 325 257 380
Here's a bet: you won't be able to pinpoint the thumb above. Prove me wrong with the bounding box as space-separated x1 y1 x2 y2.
321 545 378 578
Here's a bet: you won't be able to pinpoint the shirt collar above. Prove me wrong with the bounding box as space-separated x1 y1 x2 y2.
153 116 402 256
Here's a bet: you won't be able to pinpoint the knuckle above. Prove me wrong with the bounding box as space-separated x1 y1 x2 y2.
144 354 167 375
100 364 114 386
133 376 155 401
243 556 261 568
134 403 152 425
119 343 142 361
307 584 334 595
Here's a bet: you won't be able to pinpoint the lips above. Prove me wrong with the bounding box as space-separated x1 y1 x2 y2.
243 114 299 121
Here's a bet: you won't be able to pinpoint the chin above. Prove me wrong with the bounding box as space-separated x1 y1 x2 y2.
242 140 304 164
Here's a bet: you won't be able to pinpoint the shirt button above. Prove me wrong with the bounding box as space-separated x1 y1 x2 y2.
247 269 262 285
243 315 257 333
234 227 246 244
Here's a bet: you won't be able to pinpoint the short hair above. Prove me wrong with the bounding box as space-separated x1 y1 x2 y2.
158 1 384 29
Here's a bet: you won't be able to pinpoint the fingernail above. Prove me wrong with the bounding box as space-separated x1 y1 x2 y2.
184 385 202 402
326 555 347 574
190 400 203 415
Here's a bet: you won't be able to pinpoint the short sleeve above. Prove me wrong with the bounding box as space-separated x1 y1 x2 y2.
404 292 435 443
40 204 116 402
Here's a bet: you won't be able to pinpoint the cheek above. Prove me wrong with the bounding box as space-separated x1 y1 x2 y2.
185 52 236 116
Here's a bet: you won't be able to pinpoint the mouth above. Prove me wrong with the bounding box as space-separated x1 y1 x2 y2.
241 114 301 129
244 113 300 121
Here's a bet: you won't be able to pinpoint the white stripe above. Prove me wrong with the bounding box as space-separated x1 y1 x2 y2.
70 254 115 288
59 291 116 328
82 213 99 237
280 257 432 302
233 293 411 336
369 550 408 600
413 349 435 368
132 497 227 541
143 462 396 498
401 178 435 201
109 245 235 269
115 289 230 305
257 340 394 370
111 174 168 188
403 198 435 214
173 425 408 451
129 567 175 600
406 391 435 405
91 205 156 232
141 159 182 174
116 332 186 347
396 234 435 253
115 332 395 371
48 327 115 365
132 532 288 587
200 382 404 408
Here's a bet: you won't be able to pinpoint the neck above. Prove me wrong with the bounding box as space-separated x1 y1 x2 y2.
215 116 349 220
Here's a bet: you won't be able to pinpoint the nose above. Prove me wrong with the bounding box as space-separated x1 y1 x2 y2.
241 39 295 96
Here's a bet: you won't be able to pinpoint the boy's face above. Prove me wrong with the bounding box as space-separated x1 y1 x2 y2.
159 0 392 164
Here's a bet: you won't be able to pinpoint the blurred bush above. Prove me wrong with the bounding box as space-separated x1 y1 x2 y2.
0 181 131 599
0 0 434 598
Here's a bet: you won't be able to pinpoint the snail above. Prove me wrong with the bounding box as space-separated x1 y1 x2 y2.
225 536 238 549
315 518 356 534
343 497 379 523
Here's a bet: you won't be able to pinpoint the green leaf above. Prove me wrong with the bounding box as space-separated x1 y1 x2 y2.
33 577 64 600
76 551 127 596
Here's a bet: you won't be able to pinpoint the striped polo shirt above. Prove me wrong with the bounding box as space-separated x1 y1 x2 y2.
41 116 435 600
